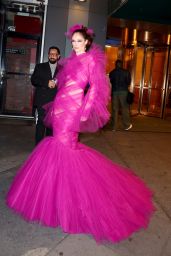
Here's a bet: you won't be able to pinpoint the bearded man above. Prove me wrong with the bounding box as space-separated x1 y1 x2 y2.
31 46 61 144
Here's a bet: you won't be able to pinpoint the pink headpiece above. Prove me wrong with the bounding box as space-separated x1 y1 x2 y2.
65 24 94 39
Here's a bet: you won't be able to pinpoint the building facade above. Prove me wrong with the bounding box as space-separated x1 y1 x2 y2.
0 0 108 118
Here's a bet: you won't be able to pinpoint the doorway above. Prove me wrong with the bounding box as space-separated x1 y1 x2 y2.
105 44 171 119
132 46 169 118
0 32 39 117
0 2 43 118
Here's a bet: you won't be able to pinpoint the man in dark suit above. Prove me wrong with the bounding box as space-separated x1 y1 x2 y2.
31 46 61 145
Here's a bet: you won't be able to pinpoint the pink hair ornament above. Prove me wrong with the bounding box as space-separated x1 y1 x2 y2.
65 24 94 39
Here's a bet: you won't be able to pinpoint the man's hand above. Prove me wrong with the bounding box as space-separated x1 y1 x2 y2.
48 80 56 89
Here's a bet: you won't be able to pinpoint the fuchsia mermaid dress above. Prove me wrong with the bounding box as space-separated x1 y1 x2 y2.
6 45 155 243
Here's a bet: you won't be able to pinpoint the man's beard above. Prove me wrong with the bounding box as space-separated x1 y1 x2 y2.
49 59 57 64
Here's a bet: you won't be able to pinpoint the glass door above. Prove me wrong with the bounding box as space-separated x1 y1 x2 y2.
0 32 39 116
163 48 171 120
132 46 169 117
131 47 144 115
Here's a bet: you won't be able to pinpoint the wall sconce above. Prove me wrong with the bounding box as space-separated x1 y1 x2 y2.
167 34 171 45
144 31 149 42
132 29 137 46
25 6 29 12
122 27 128 46
19 4 23 12
33 6 36 13
74 0 87 2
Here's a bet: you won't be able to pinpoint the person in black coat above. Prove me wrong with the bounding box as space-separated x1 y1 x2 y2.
109 59 132 131
31 46 61 145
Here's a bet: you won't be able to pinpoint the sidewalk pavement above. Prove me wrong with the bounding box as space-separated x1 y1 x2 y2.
0 115 171 256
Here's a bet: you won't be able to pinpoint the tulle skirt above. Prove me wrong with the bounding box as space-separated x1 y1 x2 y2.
6 136 155 243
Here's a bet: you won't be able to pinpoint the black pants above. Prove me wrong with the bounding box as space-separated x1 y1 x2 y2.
35 106 52 145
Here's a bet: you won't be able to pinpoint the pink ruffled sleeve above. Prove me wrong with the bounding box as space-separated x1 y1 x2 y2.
79 46 111 132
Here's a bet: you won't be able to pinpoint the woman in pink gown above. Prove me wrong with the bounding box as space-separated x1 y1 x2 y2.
6 24 155 243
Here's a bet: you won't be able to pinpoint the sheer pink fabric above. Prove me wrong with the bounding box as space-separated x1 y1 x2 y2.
44 44 110 133
6 44 155 244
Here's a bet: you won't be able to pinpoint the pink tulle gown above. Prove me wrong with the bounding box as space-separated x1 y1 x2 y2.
6 45 155 243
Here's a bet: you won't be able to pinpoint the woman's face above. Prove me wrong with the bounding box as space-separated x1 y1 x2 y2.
71 32 88 55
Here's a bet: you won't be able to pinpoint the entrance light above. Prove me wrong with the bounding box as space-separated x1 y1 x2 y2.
167 34 171 45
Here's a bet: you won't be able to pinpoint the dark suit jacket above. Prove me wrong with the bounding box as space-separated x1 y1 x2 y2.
31 62 59 107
